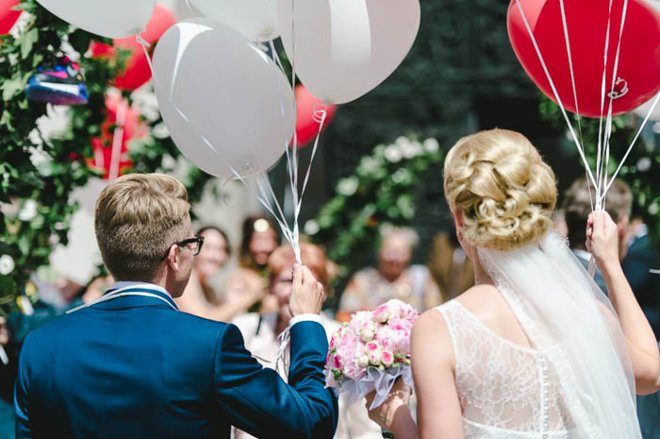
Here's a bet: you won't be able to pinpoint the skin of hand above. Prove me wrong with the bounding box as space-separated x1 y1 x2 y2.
586 211 620 268
288 264 325 316
365 379 412 430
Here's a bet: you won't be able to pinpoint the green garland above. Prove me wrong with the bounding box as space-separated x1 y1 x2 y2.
0 0 125 313
309 135 444 284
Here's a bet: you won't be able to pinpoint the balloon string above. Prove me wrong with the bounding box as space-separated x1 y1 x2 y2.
296 104 328 215
256 175 296 248
558 0 583 146
595 0 614 208
600 91 659 201
598 0 629 208
513 0 598 191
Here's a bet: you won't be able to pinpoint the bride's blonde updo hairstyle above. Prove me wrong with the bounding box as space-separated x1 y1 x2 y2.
444 129 557 251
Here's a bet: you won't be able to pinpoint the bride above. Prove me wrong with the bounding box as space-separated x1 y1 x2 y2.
367 129 659 438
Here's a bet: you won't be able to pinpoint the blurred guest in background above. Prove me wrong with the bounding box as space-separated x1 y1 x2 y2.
338 227 441 320
427 230 474 302
622 217 660 438
563 178 632 292
178 217 281 322
229 216 281 316
622 217 659 339
233 243 381 439
176 226 232 316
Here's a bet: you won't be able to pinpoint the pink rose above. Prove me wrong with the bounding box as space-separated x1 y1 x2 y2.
368 350 381 366
372 303 391 323
381 350 394 367
366 341 381 352
333 355 343 370
344 357 365 380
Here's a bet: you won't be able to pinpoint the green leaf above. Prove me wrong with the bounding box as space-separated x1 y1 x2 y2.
1 77 24 101
20 28 39 60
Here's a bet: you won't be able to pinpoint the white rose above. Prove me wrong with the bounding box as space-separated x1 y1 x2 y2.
357 354 370 368
18 200 38 222
336 177 359 196
304 220 320 236
0 255 15 275
384 145 403 163
359 326 376 343
423 138 440 153
636 157 651 172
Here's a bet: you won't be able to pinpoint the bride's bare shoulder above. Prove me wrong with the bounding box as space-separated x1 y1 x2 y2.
455 284 507 324
413 307 455 365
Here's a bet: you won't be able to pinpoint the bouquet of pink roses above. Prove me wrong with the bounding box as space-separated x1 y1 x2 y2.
325 299 419 408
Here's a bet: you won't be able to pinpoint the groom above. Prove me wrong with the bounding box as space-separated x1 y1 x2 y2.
14 174 337 438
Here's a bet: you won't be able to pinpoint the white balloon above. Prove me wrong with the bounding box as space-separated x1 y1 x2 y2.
35 0 156 39
277 0 420 104
152 18 294 181
633 95 660 122
191 0 279 42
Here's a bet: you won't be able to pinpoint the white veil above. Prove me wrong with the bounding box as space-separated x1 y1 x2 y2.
478 232 640 438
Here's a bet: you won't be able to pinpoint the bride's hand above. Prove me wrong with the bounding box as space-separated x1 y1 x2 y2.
586 211 620 269
365 379 411 430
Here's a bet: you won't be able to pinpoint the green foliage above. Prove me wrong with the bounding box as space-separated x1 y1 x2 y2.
309 135 444 283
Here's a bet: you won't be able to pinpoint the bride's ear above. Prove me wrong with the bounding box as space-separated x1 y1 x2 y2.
453 211 464 231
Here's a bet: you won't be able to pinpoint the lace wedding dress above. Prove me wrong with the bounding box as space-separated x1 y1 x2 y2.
436 300 571 438
433 233 640 438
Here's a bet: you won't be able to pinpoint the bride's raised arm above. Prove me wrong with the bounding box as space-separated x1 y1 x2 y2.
588 211 660 394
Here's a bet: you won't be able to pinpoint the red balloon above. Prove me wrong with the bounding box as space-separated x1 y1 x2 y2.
295 85 337 148
0 0 21 35
89 92 147 179
91 5 175 91
507 0 659 118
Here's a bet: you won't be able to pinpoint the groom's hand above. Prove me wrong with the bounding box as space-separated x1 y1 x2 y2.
289 264 325 316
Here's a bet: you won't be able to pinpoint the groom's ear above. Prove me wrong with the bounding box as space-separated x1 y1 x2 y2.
165 245 180 273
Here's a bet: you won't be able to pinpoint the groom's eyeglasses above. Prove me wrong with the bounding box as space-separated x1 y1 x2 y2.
161 235 205 260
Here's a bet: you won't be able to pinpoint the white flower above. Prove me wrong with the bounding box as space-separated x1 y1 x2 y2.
0 255 15 275
357 354 370 368
152 122 170 139
18 200 38 222
304 220 320 235
396 137 422 159
357 156 381 176
336 177 359 196
384 145 403 163
424 138 440 153
161 154 177 170
131 89 161 122
392 168 412 185
636 157 651 172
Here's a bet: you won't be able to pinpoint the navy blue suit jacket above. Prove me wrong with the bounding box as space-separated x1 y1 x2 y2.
14 286 337 438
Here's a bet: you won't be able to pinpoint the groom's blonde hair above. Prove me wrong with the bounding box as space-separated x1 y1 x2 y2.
95 173 191 281
444 129 557 251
